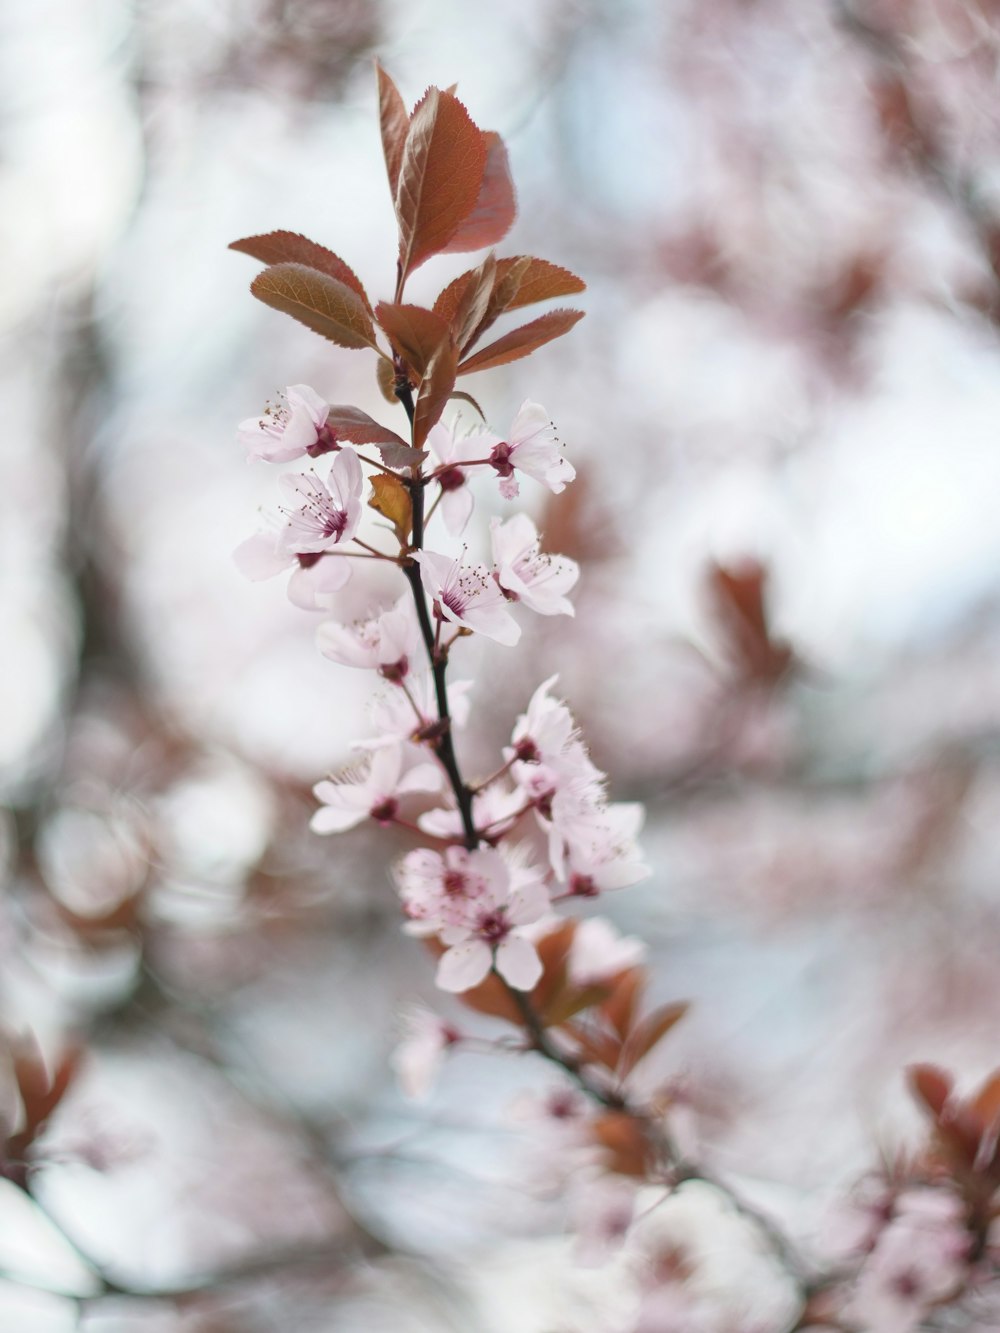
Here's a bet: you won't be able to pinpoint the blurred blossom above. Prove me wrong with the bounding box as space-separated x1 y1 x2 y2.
155 757 275 885
6 0 1000 1328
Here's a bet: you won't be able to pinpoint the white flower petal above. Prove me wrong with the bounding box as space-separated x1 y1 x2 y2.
436 940 493 992
495 934 543 990
233 533 289 581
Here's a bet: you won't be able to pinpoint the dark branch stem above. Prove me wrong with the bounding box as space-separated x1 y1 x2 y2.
388 360 819 1313
395 368 478 850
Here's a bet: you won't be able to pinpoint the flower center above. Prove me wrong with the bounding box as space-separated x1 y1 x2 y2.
379 656 409 684
306 423 340 457
478 910 509 942
570 873 598 898
443 870 467 896
489 441 514 477
370 798 398 824
437 465 466 492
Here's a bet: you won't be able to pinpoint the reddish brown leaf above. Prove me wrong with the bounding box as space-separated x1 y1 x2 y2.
602 969 646 1042
448 389 486 419
451 252 497 351
619 1002 689 1079
707 560 795 686
565 1021 622 1073
909 1064 954 1119
229 232 372 311
453 971 522 1023
413 340 459 450
457 308 584 375
324 405 423 469
591 1112 653 1177
250 264 379 351
396 88 487 282
971 1072 1000 1135
12 1039 81 1141
530 920 577 1016
440 131 516 253
376 62 409 200
468 256 586 348
433 268 474 328
375 302 450 378
324 405 408 450
544 984 612 1028
495 255 587 313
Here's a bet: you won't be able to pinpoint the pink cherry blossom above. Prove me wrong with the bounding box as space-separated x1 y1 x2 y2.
553 801 650 893
395 846 502 932
237 384 332 463
390 1004 459 1100
358 674 472 749
416 550 520 646
311 744 440 835
396 846 550 992
316 595 419 678
490 514 579 616
507 677 604 800
437 915 545 992
233 533 351 610
568 916 648 985
508 675 577 765
487 401 575 500
850 1190 971 1333
426 421 490 537
275 450 363 555
417 783 525 841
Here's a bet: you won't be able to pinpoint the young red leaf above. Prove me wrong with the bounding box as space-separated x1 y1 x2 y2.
448 389 486 419
528 920 576 1005
395 88 487 283
413 340 459 449
229 232 372 311
602 969 646 1042
324 405 408 450
708 560 795 686
591 1112 654 1177
908 1063 954 1119
457 307 584 375
564 1020 622 1073
375 302 450 378
451 969 523 1023
439 131 516 253
250 263 380 351
464 256 586 349
971 1071 1000 1135
499 256 587 312
376 62 409 200
450 252 497 351
432 262 496 338
323 405 424 469
544 984 612 1029
619 1001 690 1079
11 1038 82 1147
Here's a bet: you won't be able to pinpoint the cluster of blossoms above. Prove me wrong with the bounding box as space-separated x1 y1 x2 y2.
235 378 648 1005
227 70 1000 1331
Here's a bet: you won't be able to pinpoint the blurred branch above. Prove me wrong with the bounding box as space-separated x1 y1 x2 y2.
834 0 1000 317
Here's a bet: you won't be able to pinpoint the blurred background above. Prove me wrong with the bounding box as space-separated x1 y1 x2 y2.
4 0 1000 1328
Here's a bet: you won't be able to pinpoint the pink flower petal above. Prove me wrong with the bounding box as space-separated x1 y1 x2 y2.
436 940 493 992
495 934 543 990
